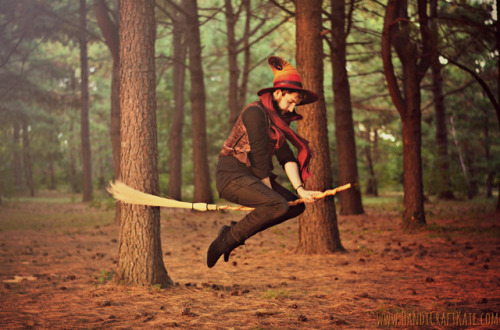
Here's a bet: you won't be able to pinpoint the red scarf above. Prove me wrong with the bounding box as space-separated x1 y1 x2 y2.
259 93 312 183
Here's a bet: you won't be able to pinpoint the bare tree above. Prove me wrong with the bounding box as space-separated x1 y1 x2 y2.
118 0 172 287
168 0 188 201
13 120 23 192
185 0 213 203
94 0 121 220
429 0 453 200
296 0 344 253
497 0 500 213
80 0 92 202
382 0 431 227
22 119 34 197
327 0 364 215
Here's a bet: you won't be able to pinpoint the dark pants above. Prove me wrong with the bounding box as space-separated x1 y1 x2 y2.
219 175 305 243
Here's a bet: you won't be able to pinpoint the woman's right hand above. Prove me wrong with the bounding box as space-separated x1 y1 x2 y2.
297 186 322 203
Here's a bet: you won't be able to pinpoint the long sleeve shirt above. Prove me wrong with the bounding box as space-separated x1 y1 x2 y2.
216 104 297 194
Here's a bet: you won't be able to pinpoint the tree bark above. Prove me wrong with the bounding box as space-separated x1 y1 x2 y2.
237 0 251 112
94 0 121 222
330 0 364 215
496 0 500 212
13 120 23 193
382 0 430 227
185 0 213 203
22 120 34 197
364 129 378 196
430 0 453 200
449 115 470 197
80 0 93 202
48 150 56 190
295 0 344 253
168 0 187 201
224 0 258 127
67 120 80 194
118 0 172 287
225 0 239 127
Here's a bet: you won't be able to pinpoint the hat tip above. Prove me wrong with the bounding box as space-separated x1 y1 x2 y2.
268 56 285 71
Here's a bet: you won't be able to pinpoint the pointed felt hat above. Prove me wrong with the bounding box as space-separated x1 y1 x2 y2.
257 56 319 105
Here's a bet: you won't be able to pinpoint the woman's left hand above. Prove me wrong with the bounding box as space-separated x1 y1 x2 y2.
297 187 322 203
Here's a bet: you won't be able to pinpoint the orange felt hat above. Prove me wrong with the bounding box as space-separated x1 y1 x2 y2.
257 56 318 105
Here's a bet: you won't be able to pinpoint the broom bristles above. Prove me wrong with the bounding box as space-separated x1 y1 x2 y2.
107 181 219 211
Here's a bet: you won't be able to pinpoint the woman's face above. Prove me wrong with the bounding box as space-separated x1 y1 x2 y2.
273 90 302 114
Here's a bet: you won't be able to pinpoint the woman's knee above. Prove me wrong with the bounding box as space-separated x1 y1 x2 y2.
270 198 289 218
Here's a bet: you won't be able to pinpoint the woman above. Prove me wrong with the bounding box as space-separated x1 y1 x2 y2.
207 56 321 268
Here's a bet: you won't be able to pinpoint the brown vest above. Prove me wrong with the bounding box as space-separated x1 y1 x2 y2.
219 101 276 167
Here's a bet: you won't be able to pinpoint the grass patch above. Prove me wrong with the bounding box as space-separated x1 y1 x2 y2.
0 192 114 232
425 222 500 239
261 288 290 300
363 194 403 206
6 195 77 204
363 194 403 212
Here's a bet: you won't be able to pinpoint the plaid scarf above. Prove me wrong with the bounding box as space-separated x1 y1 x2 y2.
259 92 312 183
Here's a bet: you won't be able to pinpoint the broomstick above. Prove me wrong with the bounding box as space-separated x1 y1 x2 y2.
107 181 352 212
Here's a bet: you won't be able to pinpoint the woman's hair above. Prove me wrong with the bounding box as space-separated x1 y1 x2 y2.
276 88 306 102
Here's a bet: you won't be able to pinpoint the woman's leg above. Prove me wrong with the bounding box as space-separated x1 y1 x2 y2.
208 175 305 267
220 175 304 242
220 175 291 243
250 178 305 235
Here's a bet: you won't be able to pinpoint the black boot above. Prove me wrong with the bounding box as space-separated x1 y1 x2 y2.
207 225 239 268
224 221 244 262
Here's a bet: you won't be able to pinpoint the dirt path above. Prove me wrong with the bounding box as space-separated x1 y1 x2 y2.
0 200 499 328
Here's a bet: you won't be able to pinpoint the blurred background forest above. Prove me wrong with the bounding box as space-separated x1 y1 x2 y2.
0 0 498 209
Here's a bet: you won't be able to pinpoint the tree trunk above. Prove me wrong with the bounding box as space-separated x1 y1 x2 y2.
13 120 23 193
399 59 426 227
48 151 56 190
497 180 500 213
483 110 493 198
80 0 93 202
496 0 500 212
225 0 239 127
430 0 453 200
364 129 378 196
330 0 364 215
22 120 34 197
68 120 80 194
296 0 344 253
237 0 251 112
168 0 187 201
401 98 425 225
465 149 478 199
431 56 454 200
449 115 470 197
94 0 121 222
382 0 430 227
118 0 172 287
185 0 213 203
226 0 253 126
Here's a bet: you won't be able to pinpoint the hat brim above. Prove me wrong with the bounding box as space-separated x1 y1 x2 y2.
257 86 319 106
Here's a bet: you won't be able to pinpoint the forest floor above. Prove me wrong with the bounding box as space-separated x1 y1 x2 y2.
0 191 499 329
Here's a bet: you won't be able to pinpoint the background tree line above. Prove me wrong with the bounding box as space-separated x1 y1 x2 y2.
0 0 498 218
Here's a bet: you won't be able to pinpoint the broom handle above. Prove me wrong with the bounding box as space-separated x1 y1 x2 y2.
108 181 352 212
218 183 352 211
